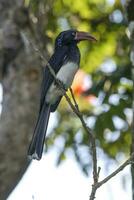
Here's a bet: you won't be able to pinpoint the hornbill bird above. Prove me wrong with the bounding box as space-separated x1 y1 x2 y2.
28 29 96 160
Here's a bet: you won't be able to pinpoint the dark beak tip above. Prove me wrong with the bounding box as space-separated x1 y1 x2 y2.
89 36 97 42
75 31 97 42
92 37 98 42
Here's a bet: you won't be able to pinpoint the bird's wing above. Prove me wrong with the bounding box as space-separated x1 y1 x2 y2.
39 46 68 110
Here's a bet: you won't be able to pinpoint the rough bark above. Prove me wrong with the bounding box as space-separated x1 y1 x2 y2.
0 0 44 199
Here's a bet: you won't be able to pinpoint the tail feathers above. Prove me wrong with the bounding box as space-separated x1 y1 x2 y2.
28 103 51 160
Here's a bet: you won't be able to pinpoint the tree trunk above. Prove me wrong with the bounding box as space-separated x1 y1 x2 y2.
0 1 44 199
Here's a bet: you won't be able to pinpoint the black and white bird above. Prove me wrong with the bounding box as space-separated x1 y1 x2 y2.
28 29 96 160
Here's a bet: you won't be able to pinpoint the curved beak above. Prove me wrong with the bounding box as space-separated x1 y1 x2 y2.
75 31 97 42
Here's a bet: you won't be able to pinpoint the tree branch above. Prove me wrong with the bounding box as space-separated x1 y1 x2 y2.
69 88 98 186
90 153 134 199
98 154 134 187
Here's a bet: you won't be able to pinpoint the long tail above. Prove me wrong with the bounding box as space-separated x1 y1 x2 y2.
28 103 51 160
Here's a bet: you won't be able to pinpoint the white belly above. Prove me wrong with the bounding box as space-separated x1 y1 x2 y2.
56 62 78 87
46 62 78 104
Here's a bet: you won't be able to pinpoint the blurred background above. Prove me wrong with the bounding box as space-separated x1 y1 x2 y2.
0 0 133 199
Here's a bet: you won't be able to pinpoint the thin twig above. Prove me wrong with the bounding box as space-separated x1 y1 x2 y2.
69 88 79 110
97 155 133 187
89 154 134 200
69 88 98 187
90 153 134 200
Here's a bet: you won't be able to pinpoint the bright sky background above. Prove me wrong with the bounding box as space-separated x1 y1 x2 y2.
7 149 131 200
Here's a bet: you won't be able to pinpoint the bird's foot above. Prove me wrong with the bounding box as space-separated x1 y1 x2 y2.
55 79 68 91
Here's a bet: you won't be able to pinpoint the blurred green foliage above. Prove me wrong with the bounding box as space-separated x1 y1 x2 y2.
26 0 132 175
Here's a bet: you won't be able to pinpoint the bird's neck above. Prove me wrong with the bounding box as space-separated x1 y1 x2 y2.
66 44 80 64
55 43 80 64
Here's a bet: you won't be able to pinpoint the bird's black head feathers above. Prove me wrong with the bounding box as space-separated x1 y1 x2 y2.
55 29 77 48
55 29 97 49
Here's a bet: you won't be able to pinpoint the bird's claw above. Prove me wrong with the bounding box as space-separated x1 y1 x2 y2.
55 79 67 91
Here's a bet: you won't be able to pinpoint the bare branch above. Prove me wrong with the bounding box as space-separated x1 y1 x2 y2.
69 87 98 186
69 88 79 110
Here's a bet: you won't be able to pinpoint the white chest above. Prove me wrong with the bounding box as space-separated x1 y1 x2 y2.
56 62 78 87
45 62 78 104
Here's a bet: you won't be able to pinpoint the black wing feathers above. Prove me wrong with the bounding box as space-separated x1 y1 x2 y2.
39 46 69 111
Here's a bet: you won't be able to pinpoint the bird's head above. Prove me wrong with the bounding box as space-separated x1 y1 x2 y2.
55 29 97 48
